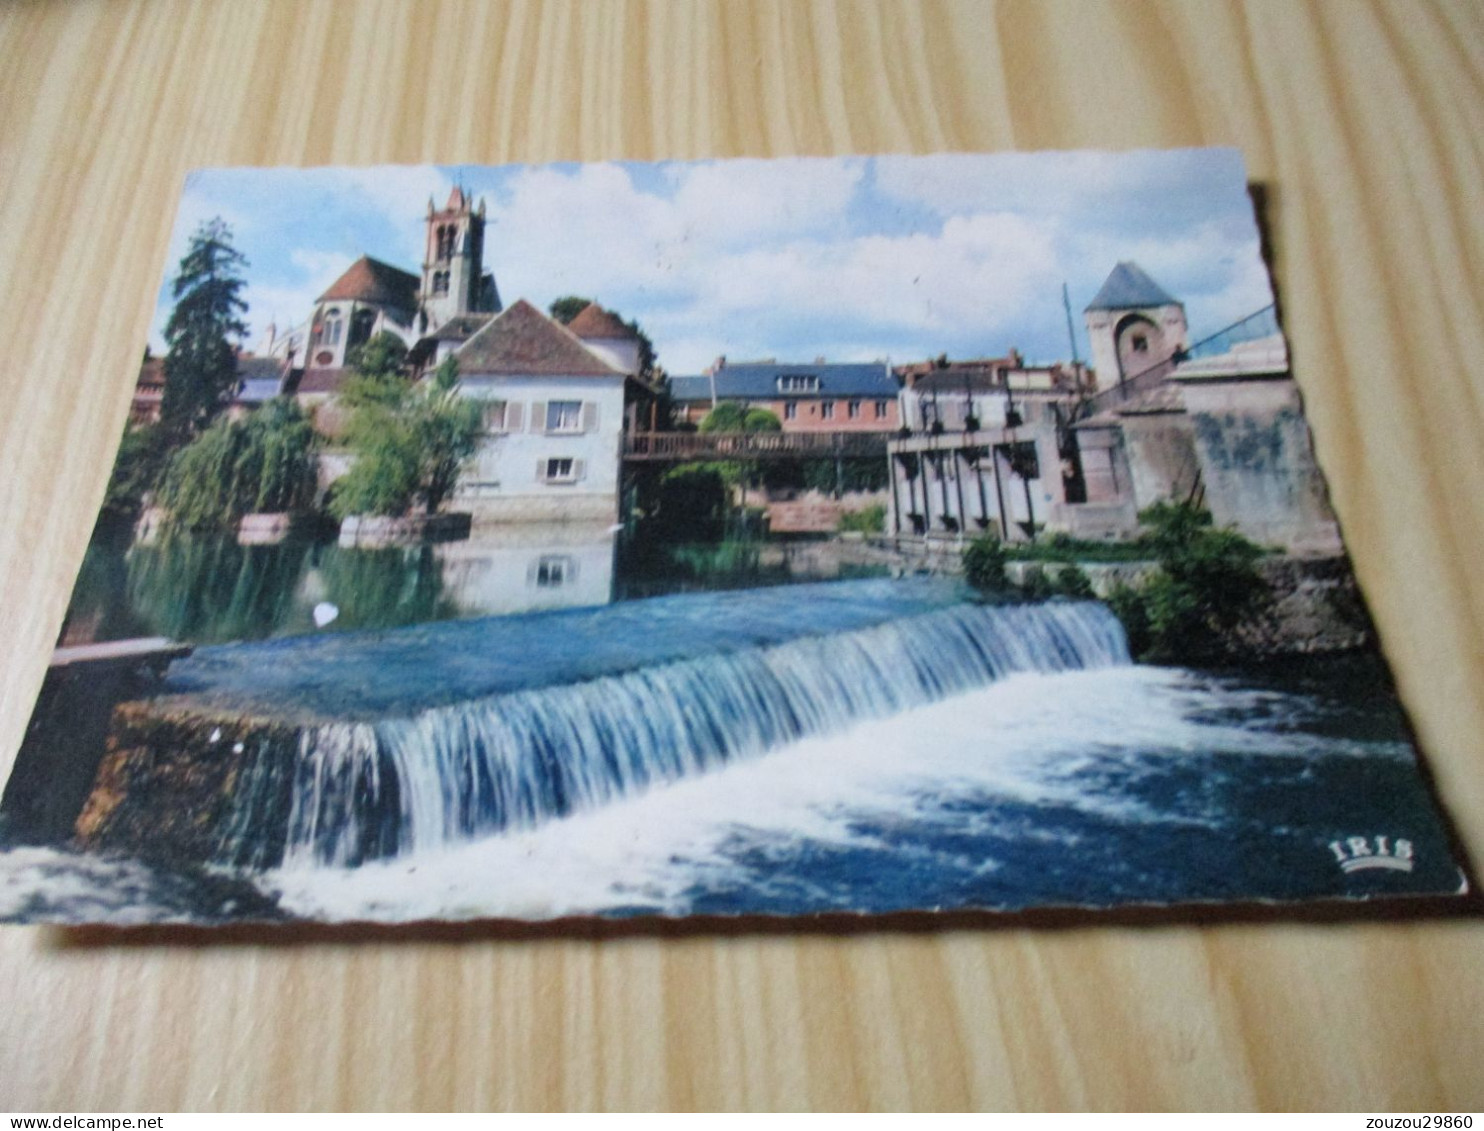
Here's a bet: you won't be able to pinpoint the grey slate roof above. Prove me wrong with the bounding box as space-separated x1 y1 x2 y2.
235 356 287 401
237 378 285 403
669 362 899 403
1085 262 1180 312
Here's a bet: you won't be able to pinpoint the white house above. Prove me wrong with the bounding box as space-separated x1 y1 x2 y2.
450 299 634 524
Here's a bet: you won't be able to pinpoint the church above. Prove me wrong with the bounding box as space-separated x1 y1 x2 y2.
263 186 503 394
197 186 646 525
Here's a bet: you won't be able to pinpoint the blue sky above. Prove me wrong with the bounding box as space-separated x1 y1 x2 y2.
151 149 1275 375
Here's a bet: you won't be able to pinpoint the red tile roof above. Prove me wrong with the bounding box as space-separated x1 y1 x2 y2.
317 256 420 310
567 302 638 341
455 299 624 377
136 357 165 389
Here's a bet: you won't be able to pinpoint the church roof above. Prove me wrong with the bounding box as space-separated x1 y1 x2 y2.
1085 262 1180 312
317 256 420 310
567 302 638 341
428 313 494 342
454 299 625 377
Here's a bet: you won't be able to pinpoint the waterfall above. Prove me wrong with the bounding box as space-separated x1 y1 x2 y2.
219 600 1130 870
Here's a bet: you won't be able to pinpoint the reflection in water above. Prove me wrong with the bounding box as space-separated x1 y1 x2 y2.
125 536 314 643
616 538 889 600
62 523 625 646
60 521 892 647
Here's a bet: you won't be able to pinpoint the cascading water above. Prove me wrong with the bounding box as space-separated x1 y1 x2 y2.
216 595 1130 871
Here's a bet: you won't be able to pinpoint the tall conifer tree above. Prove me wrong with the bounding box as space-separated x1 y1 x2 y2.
161 218 249 441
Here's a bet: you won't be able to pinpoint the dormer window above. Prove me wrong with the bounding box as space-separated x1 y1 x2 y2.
777 374 819 393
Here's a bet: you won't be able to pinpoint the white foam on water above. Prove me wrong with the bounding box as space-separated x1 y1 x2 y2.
263 662 1366 923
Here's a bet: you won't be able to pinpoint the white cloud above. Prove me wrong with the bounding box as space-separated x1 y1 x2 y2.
147 153 1275 373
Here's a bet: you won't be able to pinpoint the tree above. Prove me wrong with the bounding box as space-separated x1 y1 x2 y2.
155 399 319 530
161 218 249 441
100 424 169 523
547 295 593 325
548 294 660 383
699 402 781 433
1108 501 1269 663
332 350 484 519
341 332 410 408
408 357 485 514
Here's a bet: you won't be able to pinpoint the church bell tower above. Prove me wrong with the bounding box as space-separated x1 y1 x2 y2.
420 186 500 333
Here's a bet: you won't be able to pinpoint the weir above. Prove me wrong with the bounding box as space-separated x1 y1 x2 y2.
73 580 1131 871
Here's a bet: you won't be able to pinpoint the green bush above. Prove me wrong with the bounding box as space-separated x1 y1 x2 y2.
838 504 886 534
1106 583 1152 659
1055 564 1096 599
963 535 1008 591
1021 565 1056 600
1106 501 1269 663
102 424 170 520
651 462 729 538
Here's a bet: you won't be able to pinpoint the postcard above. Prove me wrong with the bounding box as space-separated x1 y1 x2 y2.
0 150 1468 925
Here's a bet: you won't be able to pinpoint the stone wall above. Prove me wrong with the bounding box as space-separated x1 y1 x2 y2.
1179 376 1343 554
1234 554 1373 655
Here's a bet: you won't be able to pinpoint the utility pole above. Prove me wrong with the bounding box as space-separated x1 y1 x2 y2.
1063 282 1081 366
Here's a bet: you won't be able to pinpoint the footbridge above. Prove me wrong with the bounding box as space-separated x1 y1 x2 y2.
622 430 890 463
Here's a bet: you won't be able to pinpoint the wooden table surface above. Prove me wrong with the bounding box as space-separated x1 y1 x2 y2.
1 0 1482 1112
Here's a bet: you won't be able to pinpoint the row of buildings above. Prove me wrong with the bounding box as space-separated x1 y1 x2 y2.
132 187 1341 555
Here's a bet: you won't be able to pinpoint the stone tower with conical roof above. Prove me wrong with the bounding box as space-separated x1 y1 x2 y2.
420 186 501 333
1083 262 1188 391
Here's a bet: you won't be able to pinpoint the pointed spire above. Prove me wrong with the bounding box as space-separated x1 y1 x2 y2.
1085 261 1180 312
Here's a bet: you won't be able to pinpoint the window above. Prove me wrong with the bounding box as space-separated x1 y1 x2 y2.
784 402 797 420
432 271 450 296
820 402 835 420
777 374 819 392
544 457 577 483
546 400 583 433
534 555 574 588
321 307 343 346
875 400 889 419
1131 333 1149 354
847 400 861 419
482 401 507 432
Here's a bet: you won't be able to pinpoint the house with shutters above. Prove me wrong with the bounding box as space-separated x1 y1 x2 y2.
447 298 645 523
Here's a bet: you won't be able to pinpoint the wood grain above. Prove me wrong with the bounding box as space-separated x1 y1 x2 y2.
1 0 1481 1111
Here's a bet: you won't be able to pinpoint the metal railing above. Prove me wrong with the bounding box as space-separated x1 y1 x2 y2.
1077 303 1281 419
623 430 890 462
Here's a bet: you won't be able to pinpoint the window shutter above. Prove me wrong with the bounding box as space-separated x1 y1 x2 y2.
506 402 524 432
531 402 547 433
573 459 586 482
581 402 599 433
536 459 548 482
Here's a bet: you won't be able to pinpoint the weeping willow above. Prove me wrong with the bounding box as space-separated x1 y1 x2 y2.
156 399 320 531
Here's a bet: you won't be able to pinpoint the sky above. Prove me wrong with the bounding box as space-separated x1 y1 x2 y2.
149 149 1276 375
